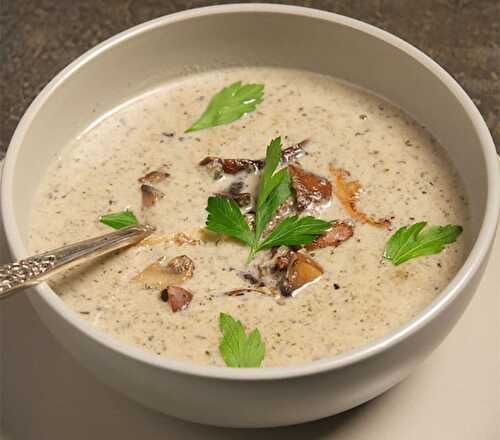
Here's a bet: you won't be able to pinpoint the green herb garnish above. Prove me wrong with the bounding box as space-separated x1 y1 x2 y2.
219 312 265 368
186 81 264 132
205 137 332 262
383 222 463 265
206 196 254 246
99 210 139 229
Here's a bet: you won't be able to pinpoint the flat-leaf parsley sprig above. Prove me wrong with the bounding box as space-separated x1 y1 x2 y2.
219 312 266 368
383 221 463 265
186 81 264 133
205 137 332 262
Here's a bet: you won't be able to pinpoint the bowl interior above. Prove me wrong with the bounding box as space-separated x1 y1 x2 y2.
2 6 497 376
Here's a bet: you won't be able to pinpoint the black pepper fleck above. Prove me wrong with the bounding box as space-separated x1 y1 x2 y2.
160 289 169 302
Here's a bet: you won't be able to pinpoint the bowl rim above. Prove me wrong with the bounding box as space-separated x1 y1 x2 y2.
2 3 499 381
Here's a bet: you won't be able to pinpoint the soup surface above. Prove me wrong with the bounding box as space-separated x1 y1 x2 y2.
29 67 469 367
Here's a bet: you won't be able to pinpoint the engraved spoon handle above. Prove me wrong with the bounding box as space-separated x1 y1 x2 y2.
0 224 155 300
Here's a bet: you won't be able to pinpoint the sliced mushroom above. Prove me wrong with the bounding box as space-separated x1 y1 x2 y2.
138 170 170 184
304 221 354 250
199 157 260 178
216 191 252 208
216 179 252 208
330 165 391 228
141 184 165 208
163 286 193 312
199 140 309 178
289 164 332 212
132 255 194 289
280 252 324 297
281 139 309 163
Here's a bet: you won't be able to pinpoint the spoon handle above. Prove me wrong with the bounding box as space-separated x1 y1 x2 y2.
0 224 155 300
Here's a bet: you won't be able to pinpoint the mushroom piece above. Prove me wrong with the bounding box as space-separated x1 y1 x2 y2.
271 246 294 271
132 255 194 289
163 286 193 312
304 221 354 250
138 170 170 184
141 184 165 208
280 252 324 296
330 165 391 229
216 179 252 208
199 157 260 178
216 191 252 208
281 139 309 163
199 140 309 178
289 164 332 212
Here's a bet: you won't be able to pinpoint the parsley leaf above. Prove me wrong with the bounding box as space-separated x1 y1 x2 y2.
254 138 292 240
186 81 264 132
383 222 463 265
100 210 139 229
219 312 265 368
256 216 333 251
206 196 255 246
257 137 284 207
254 168 292 241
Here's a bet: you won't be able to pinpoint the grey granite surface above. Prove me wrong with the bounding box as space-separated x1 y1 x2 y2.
1 0 499 158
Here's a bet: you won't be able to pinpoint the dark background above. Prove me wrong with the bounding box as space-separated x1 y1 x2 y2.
1 0 499 159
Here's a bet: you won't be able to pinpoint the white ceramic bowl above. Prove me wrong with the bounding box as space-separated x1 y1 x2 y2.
2 4 499 428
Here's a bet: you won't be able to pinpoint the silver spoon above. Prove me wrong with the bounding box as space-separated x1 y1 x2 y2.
0 224 155 300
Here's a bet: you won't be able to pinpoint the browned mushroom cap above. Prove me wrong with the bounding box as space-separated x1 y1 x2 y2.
199 140 309 178
165 286 193 312
138 170 170 184
141 184 165 208
132 255 194 289
289 164 332 212
304 221 354 250
330 165 391 229
280 252 324 296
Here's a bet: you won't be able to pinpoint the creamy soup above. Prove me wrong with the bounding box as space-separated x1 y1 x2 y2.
29 67 469 367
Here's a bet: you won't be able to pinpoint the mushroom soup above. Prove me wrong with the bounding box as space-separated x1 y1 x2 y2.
29 67 468 367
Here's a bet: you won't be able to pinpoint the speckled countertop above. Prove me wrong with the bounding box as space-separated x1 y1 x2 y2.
1 0 499 158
